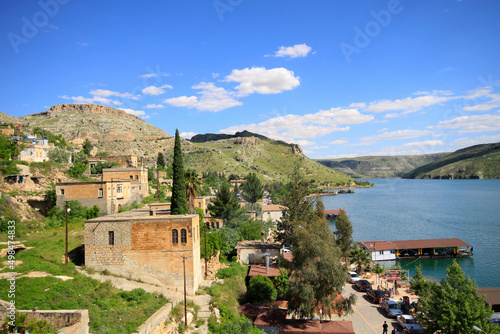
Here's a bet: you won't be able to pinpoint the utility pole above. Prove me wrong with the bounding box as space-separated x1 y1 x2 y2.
204 222 208 279
65 201 69 265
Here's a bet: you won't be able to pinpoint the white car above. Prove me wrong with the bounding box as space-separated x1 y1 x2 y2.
348 271 361 283
397 314 424 333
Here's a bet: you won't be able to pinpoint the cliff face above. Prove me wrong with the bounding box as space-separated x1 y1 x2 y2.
41 104 128 117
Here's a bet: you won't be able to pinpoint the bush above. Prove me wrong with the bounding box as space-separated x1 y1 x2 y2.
246 275 277 304
216 262 247 279
48 147 70 163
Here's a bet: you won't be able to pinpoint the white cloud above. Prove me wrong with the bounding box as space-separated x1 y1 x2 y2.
435 114 500 133
449 134 500 148
121 108 146 117
89 89 137 99
142 84 173 96
141 115 150 119
63 95 114 105
361 130 432 142
378 128 388 133
225 67 300 96
180 132 198 139
144 104 165 109
212 73 220 79
139 73 158 78
402 140 445 148
349 102 366 108
309 145 329 150
164 82 242 112
329 140 348 145
438 67 454 73
366 93 455 113
462 93 500 112
221 107 372 143
270 44 312 58
76 42 89 47
295 140 316 147
315 153 359 159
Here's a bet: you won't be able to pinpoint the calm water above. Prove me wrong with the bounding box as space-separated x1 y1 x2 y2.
324 179 500 287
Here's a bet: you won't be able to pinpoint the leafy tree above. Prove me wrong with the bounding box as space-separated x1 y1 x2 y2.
200 222 221 260
147 167 155 181
157 152 166 170
86 205 100 219
241 173 264 212
73 151 88 164
417 260 499 334
349 246 371 275
96 151 108 157
170 129 189 215
68 162 86 178
82 138 93 156
372 263 385 285
0 134 16 160
410 265 432 297
247 275 277 304
218 227 241 260
208 182 244 223
276 169 314 244
48 147 71 163
44 189 57 210
274 268 290 298
90 161 120 174
228 173 239 181
185 168 201 213
334 209 353 260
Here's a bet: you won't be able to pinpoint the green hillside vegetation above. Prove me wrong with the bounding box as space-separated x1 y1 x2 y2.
403 142 500 179
316 153 448 178
174 136 354 186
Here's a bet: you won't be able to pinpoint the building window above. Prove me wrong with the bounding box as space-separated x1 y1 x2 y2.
216 222 220 229
98 188 103 198
60 189 64 195
132 186 136 192
109 231 115 245
379 251 384 255
130 175 133 179
172 229 178 244
181 229 187 243
117 184 123 193
135 175 138 180
390 250 396 254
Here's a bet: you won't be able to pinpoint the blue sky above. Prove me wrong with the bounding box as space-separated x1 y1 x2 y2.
1 0 500 158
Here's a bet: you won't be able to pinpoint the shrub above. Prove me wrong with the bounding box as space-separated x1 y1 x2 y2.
246 275 277 304
216 262 246 279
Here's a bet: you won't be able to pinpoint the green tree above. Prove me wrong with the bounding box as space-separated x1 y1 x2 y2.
247 275 277 305
274 268 290 299
44 189 57 210
349 246 371 275
0 135 16 160
82 138 93 156
372 263 385 286
90 161 120 174
334 209 353 260
48 147 71 163
417 260 499 334
157 152 166 170
170 129 188 215
410 265 432 297
68 161 86 178
208 183 244 223
276 169 314 244
241 173 264 212
185 169 201 213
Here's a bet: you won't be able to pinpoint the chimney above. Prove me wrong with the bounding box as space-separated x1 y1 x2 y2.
266 255 269 274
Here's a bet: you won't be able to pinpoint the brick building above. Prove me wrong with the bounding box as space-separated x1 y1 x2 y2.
84 209 201 294
102 167 148 199
88 155 138 168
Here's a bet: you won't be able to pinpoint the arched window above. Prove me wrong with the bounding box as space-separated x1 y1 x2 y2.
172 229 178 244
216 222 220 229
181 229 187 243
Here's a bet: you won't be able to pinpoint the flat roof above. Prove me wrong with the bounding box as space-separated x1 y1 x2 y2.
235 241 281 250
280 320 355 334
248 264 280 278
263 204 287 212
361 238 471 251
324 210 341 214
477 287 500 306
85 208 197 223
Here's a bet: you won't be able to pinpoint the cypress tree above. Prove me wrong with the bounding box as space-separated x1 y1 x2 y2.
170 129 189 214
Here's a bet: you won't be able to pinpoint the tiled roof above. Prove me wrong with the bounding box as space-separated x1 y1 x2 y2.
279 320 355 334
248 264 281 277
253 308 288 327
477 287 500 306
361 238 470 251
263 204 288 212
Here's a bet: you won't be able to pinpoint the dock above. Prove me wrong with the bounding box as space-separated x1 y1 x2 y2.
359 238 472 261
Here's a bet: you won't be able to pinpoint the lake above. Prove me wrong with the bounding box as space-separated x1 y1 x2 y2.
323 178 500 287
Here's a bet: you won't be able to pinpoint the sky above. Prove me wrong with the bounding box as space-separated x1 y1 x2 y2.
1 0 500 159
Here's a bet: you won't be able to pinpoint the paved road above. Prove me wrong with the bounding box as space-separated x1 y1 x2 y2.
339 283 404 334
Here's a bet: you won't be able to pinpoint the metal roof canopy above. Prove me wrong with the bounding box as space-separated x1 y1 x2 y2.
361 238 471 252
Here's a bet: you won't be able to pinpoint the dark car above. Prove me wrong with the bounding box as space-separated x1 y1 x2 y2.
380 300 403 318
355 279 372 291
366 289 388 303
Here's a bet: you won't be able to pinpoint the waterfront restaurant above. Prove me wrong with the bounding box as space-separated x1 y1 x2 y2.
359 238 472 262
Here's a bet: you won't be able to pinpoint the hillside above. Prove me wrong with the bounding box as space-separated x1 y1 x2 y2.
0 104 353 185
316 154 448 178
402 142 500 179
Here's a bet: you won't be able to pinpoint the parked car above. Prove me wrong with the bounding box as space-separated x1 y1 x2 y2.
380 300 403 318
355 279 372 291
348 271 361 283
366 289 388 304
397 315 424 333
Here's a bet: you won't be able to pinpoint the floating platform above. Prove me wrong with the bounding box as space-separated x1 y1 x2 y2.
359 238 472 261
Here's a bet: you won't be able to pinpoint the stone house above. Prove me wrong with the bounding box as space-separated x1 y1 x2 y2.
235 241 281 265
262 204 287 224
102 167 149 199
19 144 49 163
88 155 138 169
84 209 201 294
56 180 133 214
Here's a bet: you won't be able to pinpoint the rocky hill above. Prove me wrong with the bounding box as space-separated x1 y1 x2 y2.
316 154 448 178
0 104 352 185
0 104 170 147
402 142 500 179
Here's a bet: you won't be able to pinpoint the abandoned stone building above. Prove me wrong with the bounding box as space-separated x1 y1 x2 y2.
84 209 202 294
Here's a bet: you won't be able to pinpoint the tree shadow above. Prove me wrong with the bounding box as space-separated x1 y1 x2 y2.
69 244 85 266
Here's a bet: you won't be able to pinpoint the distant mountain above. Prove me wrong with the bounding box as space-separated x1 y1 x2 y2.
402 142 500 179
316 154 448 178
